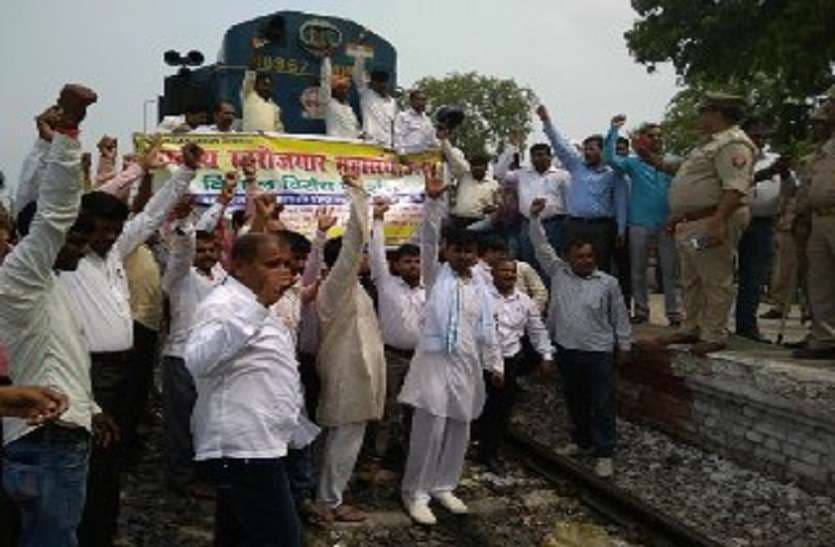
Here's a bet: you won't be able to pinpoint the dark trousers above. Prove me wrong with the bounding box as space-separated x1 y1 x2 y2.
735 217 775 335
563 217 616 274
285 447 315 509
161 355 197 489
478 352 523 461
614 229 631 308
78 351 129 547
556 347 616 457
519 216 566 281
298 353 320 420
209 458 301 547
119 322 158 460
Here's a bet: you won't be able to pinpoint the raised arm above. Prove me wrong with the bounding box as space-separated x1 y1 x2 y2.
319 56 333 115
421 175 447 290
196 170 237 232
538 105 582 173
14 108 59 216
351 54 369 94
302 217 329 287
603 116 635 175
369 200 393 284
440 136 470 181
0 135 82 322
317 179 369 314
162 219 195 293
115 143 202 259
528 198 565 278
493 145 520 185
1 85 97 320
185 300 268 378
96 162 144 203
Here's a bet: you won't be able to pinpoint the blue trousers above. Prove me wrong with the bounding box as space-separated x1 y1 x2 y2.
208 458 301 547
2 425 90 547
556 348 616 457
735 217 775 335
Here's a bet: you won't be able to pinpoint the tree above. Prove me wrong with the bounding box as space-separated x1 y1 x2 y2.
408 72 537 157
625 0 835 153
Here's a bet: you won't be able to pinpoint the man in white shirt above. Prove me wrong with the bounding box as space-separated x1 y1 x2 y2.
395 89 438 155
241 37 284 133
495 142 571 277
320 55 360 139
478 237 548 313
439 128 500 229
185 231 312 547
369 200 426 462
1 86 118 547
478 258 554 472
735 119 791 341
353 56 397 147
159 180 234 496
62 142 201 546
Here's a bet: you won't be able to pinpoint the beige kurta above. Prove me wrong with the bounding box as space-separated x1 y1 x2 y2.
315 186 386 426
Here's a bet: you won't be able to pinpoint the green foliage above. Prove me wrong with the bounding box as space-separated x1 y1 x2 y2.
407 72 537 157
626 0 835 155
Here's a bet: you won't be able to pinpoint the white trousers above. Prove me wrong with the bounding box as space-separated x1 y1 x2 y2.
401 408 470 505
316 421 367 508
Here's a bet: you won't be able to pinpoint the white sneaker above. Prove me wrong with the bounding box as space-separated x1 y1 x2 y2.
405 500 437 525
594 457 614 478
433 491 469 514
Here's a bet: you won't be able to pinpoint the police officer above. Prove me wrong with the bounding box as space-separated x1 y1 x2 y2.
658 92 756 356
792 101 835 360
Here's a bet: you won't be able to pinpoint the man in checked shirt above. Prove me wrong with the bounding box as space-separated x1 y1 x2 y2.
529 197 632 479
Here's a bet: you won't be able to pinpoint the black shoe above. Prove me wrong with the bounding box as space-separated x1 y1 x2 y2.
630 316 648 325
792 347 835 360
669 320 682 329
480 456 506 474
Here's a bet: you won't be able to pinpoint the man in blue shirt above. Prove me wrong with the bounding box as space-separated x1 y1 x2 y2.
537 105 627 274
604 115 682 327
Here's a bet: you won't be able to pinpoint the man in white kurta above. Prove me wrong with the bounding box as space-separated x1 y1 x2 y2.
398 181 503 525
352 56 397 147
315 176 386 520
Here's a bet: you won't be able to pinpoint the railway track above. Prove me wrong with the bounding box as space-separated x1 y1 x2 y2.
508 429 723 547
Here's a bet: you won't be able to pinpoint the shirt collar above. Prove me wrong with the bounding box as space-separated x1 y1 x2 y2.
225 275 260 304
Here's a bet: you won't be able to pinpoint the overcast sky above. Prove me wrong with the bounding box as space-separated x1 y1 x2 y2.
0 0 680 196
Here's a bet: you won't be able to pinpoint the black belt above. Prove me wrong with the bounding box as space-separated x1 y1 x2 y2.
385 345 415 360
568 216 614 224
90 350 131 366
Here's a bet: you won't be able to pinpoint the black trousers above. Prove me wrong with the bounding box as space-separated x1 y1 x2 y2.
209 458 301 547
564 217 617 274
78 351 129 547
119 322 159 459
478 352 524 461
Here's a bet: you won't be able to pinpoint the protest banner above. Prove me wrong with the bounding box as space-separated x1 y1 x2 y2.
134 132 440 244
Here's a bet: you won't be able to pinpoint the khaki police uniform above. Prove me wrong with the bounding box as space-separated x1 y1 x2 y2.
805 123 835 349
669 119 756 344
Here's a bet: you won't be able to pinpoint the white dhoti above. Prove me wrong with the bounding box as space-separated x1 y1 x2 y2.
316 421 367 508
